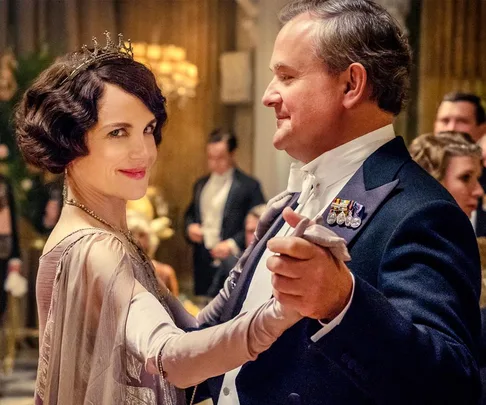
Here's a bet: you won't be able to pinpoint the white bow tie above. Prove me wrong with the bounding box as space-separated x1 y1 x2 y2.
298 171 319 205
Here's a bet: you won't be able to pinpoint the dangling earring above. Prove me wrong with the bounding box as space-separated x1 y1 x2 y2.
63 168 68 204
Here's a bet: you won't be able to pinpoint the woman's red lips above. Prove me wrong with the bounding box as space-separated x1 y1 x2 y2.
119 168 147 180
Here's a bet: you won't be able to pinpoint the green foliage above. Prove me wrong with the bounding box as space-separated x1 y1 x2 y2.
0 50 52 215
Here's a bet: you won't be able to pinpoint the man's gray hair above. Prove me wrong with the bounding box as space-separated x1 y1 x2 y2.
279 0 411 116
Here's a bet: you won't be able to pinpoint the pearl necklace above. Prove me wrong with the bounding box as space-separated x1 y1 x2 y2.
64 197 135 244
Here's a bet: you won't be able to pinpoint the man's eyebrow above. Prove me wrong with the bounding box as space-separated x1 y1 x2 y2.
270 62 293 72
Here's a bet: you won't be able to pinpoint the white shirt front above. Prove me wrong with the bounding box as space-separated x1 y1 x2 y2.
217 125 396 405
200 168 234 250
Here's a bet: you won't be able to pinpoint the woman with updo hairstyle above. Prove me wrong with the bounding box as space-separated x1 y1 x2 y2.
15 33 301 405
409 131 484 217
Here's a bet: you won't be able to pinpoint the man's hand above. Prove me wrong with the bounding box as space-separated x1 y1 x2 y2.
210 240 233 259
266 208 353 320
187 223 203 243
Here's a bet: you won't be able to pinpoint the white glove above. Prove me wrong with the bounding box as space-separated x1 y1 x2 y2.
4 259 28 297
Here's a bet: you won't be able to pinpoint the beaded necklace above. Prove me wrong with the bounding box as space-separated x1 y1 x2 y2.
64 196 135 244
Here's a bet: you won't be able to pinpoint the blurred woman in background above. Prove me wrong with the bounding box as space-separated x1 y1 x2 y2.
409 131 483 218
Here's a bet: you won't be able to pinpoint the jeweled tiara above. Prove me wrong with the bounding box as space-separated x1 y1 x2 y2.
62 31 133 83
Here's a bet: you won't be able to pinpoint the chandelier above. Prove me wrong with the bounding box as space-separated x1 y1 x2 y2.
132 42 199 105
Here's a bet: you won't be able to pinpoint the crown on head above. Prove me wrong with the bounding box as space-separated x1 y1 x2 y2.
63 31 133 82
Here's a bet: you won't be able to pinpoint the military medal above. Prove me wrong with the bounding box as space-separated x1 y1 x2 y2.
328 197 364 229
327 210 337 225
351 202 364 229
351 217 361 228
336 210 346 225
345 213 353 227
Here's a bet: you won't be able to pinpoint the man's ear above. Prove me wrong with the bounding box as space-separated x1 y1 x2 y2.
342 63 367 110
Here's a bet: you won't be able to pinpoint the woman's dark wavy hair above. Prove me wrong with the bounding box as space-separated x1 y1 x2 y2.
15 55 167 174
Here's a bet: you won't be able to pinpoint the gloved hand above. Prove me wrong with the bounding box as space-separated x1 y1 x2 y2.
290 216 350 262
4 258 28 297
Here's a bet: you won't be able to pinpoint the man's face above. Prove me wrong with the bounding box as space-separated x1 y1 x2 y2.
207 141 234 175
261 13 346 163
245 214 259 247
434 101 481 141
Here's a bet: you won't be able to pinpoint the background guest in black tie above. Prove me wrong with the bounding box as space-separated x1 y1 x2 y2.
434 92 486 142
184 129 264 296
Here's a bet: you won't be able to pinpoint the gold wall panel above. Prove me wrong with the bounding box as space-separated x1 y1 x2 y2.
418 0 486 135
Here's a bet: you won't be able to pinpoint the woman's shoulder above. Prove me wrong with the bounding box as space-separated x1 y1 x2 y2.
42 227 127 263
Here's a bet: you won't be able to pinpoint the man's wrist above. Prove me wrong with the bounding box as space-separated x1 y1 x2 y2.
311 273 355 342
332 271 353 318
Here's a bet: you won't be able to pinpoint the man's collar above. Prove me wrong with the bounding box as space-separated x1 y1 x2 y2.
210 167 234 180
287 124 395 193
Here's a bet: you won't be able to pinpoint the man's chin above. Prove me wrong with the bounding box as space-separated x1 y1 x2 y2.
272 131 288 151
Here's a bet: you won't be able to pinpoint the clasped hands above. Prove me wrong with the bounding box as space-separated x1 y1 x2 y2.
187 223 233 259
267 207 354 321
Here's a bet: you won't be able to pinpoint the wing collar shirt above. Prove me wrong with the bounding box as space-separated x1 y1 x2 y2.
200 168 235 251
217 124 396 405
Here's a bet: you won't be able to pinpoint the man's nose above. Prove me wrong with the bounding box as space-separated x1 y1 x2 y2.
473 181 484 198
446 121 457 131
262 80 281 107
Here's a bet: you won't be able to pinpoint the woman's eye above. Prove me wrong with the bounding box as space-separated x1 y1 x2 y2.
144 124 155 134
109 128 126 138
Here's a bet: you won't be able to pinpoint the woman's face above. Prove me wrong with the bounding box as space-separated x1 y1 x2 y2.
70 83 158 202
441 155 484 217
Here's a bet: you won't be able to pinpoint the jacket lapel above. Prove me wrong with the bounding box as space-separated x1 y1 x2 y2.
319 167 399 246
195 176 209 222
319 136 410 246
220 192 300 322
222 168 240 223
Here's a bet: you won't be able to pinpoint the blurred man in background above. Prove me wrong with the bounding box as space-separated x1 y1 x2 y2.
184 129 264 296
